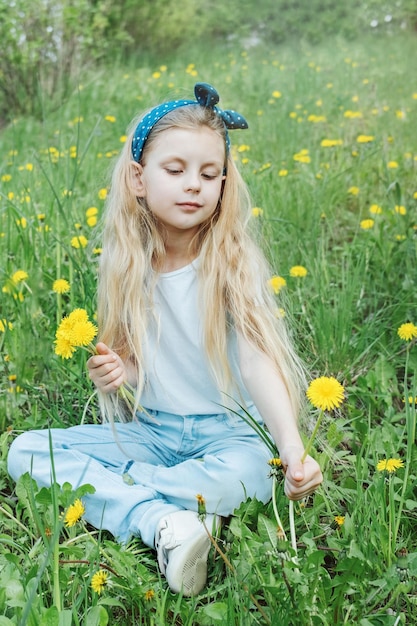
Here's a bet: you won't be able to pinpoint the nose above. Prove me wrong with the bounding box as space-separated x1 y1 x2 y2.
184 171 201 192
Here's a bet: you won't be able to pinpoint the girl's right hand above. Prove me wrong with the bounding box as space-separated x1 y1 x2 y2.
87 342 126 394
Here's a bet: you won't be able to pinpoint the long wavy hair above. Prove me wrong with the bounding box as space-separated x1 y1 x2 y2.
96 104 307 423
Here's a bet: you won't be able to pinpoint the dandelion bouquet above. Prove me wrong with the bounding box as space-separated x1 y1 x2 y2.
54 308 137 414
54 308 98 359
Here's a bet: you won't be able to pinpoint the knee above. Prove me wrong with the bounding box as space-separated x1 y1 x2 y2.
205 452 271 506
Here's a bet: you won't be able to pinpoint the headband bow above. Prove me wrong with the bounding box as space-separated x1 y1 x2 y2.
131 82 248 163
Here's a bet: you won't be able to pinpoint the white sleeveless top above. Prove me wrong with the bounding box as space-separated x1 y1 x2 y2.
140 259 254 415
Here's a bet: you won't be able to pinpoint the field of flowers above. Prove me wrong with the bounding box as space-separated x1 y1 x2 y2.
0 33 416 625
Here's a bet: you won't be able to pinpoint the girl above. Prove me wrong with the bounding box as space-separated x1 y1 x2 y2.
8 83 322 596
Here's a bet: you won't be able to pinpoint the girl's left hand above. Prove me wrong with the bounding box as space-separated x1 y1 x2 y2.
280 445 323 500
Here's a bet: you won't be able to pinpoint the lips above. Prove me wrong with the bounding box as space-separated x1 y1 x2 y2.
177 202 202 210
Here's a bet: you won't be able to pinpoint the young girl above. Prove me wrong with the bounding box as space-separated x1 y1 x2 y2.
8 83 322 596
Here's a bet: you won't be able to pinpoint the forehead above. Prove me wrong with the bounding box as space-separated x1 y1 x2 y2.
147 126 226 163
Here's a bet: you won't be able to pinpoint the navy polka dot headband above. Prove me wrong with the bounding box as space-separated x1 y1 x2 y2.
131 82 248 163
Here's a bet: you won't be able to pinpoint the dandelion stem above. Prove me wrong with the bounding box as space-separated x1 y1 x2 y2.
288 500 298 554
393 348 415 546
272 476 287 541
53 534 61 611
301 409 324 462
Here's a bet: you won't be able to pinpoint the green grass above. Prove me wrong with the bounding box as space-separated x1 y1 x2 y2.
1 34 417 625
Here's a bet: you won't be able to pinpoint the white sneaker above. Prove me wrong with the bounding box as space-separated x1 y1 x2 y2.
155 510 219 596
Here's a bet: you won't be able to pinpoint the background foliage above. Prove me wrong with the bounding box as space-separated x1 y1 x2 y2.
1 0 417 119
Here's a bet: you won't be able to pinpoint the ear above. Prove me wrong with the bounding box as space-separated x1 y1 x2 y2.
129 162 146 198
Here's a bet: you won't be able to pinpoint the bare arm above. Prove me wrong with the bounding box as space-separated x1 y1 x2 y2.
237 333 323 500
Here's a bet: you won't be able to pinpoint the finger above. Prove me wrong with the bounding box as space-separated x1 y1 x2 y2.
88 353 118 371
288 460 305 482
95 342 114 356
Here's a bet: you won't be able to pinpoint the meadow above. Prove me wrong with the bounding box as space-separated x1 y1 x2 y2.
0 32 416 625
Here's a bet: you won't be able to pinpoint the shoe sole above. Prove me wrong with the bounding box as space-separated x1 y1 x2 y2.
165 531 211 596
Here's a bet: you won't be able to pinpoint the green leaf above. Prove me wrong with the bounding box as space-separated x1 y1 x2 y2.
58 610 73 626
39 606 59 626
348 540 366 561
257 513 278 548
200 602 228 620
85 606 109 626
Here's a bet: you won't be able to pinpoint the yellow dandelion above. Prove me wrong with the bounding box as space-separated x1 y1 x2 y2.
397 322 417 341
252 207 264 217
334 515 345 527
307 114 326 123
85 207 98 218
268 458 282 467
387 161 398 169
344 110 363 119
360 219 374 230
290 265 308 278
376 458 404 473
321 139 343 147
1 174 12 182
369 204 382 214
54 336 76 359
53 279 70 294
144 589 155 601
196 493 206 517
12 270 28 285
395 205 407 216
403 396 417 405
64 499 85 527
0 319 13 332
306 376 345 411
104 115 116 123
87 215 97 227
68 308 89 324
54 308 95 357
357 134 375 143
98 188 108 200
348 186 360 196
69 320 97 347
71 235 88 249
268 275 287 294
293 150 311 163
268 457 282 478
272 90 282 98
91 570 109 595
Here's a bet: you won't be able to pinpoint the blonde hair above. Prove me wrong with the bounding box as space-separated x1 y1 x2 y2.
96 104 307 422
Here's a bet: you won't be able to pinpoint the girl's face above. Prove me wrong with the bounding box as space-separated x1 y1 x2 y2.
134 126 226 243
